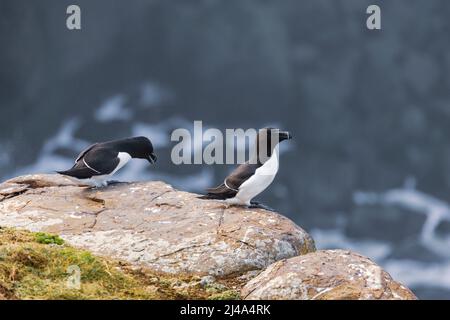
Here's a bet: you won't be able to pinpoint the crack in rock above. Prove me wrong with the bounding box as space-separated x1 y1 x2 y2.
88 208 108 229
150 242 212 262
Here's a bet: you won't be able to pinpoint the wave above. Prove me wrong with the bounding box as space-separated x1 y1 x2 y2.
312 183 450 297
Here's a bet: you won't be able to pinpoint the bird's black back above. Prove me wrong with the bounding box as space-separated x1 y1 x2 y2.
200 162 260 200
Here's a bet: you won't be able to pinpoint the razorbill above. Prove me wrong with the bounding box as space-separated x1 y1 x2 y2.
200 128 292 207
57 136 157 187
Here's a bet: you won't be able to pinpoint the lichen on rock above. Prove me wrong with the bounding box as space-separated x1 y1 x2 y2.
241 249 417 300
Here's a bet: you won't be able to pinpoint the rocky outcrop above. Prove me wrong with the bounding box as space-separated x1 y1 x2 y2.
241 249 417 300
0 174 315 277
0 174 418 299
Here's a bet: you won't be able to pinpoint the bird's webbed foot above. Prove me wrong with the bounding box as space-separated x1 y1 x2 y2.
106 180 127 186
247 201 275 211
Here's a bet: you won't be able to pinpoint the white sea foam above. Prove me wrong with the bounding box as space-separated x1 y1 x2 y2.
12 154 73 179
383 259 450 289
132 117 192 149
7 119 89 179
312 182 450 296
354 186 450 259
95 95 133 122
311 228 392 261
139 82 172 108
7 114 213 192
41 118 90 155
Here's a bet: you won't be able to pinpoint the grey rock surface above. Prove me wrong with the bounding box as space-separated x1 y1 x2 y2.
242 249 417 300
0 174 315 277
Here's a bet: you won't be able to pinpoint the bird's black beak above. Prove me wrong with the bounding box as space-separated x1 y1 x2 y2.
279 131 292 141
148 153 157 164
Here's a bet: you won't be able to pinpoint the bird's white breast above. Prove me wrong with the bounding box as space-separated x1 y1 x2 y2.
112 152 132 174
231 145 280 205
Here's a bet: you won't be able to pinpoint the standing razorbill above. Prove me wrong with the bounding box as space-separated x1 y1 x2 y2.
200 128 292 207
57 136 157 187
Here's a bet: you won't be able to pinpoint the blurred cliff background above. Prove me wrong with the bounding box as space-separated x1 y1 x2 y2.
1 0 450 299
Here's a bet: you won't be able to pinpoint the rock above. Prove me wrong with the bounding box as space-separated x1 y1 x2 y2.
0 174 315 277
241 249 417 300
199 276 216 288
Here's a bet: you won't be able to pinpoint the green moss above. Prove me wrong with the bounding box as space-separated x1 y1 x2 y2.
0 227 242 300
34 232 64 245
208 290 241 300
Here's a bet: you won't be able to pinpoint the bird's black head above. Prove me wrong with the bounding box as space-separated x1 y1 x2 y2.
122 136 157 164
266 128 292 142
256 128 292 162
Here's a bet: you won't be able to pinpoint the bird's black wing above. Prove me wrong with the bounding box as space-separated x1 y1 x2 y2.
75 143 99 163
58 148 119 179
200 163 259 200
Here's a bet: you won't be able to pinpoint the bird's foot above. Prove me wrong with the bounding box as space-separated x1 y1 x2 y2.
106 180 128 186
247 201 275 211
89 181 109 189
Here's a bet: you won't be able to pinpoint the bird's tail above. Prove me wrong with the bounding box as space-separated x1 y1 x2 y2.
198 184 236 200
198 194 224 200
55 166 95 179
56 169 80 177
